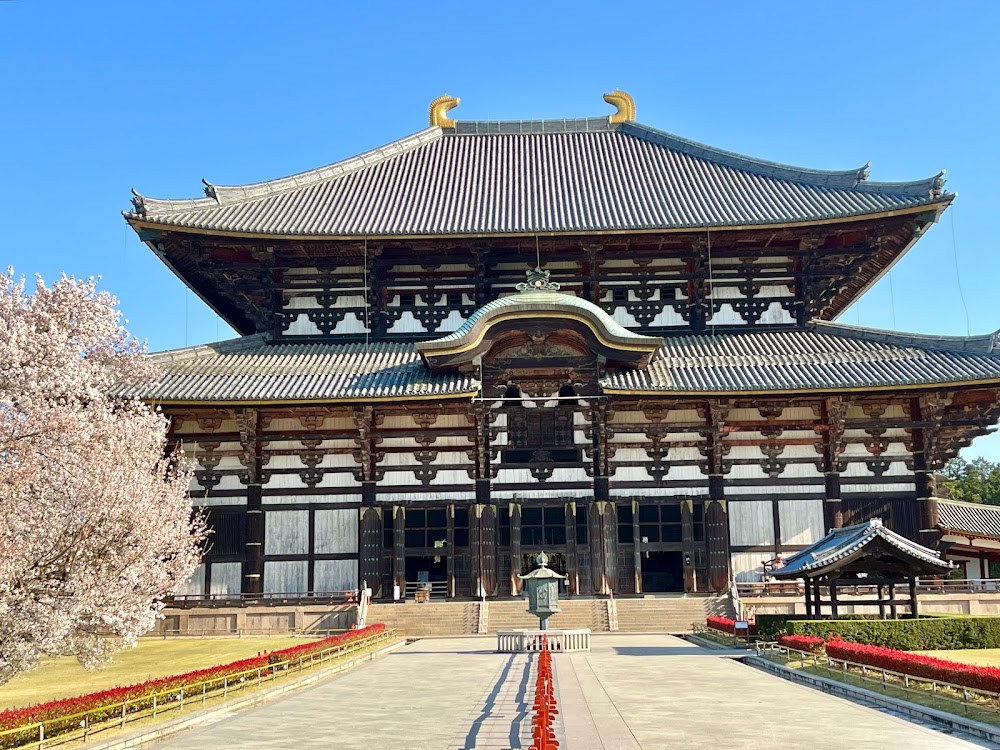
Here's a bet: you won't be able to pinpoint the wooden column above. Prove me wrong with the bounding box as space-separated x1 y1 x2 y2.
602 501 618 595
358 507 382 598
681 499 695 593
821 397 847 530
913 395 947 546
589 401 616 594
703 400 731 592
830 579 839 620
481 504 498 597
392 506 405 594
910 576 919 618
238 408 264 597
447 504 456 598
888 583 898 620
632 500 642 594
565 501 579 596
510 503 522 596
804 576 813 617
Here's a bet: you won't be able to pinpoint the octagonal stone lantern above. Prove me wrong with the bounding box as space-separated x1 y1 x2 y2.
518 551 567 630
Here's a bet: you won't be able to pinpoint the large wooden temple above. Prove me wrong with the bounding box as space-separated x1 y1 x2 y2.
122 92 1000 600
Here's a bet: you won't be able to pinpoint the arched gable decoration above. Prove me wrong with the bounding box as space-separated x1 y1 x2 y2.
416 268 664 372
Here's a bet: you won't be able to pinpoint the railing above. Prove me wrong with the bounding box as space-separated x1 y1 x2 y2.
757 642 1000 714
497 629 591 653
403 581 449 600
529 637 559 750
165 591 357 608
0 629 397 750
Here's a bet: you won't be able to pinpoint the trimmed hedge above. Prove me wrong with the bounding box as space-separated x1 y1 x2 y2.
787 616 1000 651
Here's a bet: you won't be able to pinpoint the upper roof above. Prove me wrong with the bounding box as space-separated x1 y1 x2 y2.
118 320 1000 404
126 105 952 238
772 519 952 578
938 499 1000 540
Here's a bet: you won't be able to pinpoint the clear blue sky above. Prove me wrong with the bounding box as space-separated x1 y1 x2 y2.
2 2 998 459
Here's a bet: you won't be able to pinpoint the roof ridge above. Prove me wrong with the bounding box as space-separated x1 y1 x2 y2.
130 127 443 216
813 320 1000 355
938 497 1000 511
147 333 271 363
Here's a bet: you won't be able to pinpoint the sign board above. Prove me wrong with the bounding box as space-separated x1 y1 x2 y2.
734 621 750 633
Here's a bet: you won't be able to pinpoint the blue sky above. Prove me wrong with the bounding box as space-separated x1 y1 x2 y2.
1 1 998 459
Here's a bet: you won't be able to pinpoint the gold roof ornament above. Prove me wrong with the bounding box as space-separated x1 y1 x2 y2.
429 94 460 128
603 90 636 124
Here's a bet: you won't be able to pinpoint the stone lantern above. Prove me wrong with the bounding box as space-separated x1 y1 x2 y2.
518 551 566 630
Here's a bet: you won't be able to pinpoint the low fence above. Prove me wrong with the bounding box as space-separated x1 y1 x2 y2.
757 642 1000 714
736 578 1000 597
166 591 357 608
0 628 397 750
496 629 591 653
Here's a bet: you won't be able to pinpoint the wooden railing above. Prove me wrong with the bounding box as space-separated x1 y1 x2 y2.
736 579 1000 597
757 642 1000 713
0 629 397 750
165 591 357 607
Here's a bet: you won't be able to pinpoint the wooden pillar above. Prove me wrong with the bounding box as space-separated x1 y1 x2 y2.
447 505 456 598
481 504 498 596
681 499 695 593
239 408 264 597
822 397 847 530
588 501 603 595
565 501 579 596
602 501 618 595
632 500 642 594
888 583 898 620
392 506 405 594
830 579 839 620
703 401 730 592
877 584 886 620
804 576 813 618
359 491 381 598
913 395 946 547
910 576 919 618
510 503 522 596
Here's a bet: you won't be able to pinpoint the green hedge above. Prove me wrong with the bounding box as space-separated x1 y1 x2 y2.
755 613 879 637
786 616 1000 650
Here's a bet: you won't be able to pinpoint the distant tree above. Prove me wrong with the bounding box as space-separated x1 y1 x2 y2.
942 456 1000 506
0 270 205 685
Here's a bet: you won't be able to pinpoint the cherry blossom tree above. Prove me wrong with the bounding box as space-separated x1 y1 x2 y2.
0 269 205 685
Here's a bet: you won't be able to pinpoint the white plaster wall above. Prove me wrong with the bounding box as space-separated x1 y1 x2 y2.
264 561 308 595
779 499 824 546
209 562 242 596
265 511 309 555
729 501 774 546
315 509 358 554
315 560 359 592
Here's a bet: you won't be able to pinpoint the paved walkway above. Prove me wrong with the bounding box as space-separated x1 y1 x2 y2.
146 635 993 750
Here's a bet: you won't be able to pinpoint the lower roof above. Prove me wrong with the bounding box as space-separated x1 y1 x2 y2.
119 322 1000 404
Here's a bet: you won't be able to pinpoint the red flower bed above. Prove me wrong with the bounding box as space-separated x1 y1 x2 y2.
778 634 825 653
0 624 387 747
706 616 757 636
825 639 1000 694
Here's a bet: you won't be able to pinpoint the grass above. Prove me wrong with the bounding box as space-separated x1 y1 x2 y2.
917 649 1000 668
0 636 316 711
767 651 1000 728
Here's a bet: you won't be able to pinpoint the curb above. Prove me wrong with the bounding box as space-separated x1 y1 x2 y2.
744 654 1000 746
83 639 406 749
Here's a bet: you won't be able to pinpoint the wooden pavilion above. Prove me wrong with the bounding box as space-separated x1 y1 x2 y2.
771 518 954 619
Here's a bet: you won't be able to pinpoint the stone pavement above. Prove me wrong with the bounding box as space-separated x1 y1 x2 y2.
144 634 994 750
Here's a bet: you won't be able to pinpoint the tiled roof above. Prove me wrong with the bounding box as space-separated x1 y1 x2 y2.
773 519 952 578
126 118 950 237
117 336 478 403
602 322 1000 394
121 321 1000 404
938 499 1000 539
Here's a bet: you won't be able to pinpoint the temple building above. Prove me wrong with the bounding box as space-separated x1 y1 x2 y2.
122 91 1000 600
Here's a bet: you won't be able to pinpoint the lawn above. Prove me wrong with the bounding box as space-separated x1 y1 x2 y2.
916 649 1000 668
0 636 317 711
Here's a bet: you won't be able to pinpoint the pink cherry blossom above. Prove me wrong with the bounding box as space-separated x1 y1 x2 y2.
0 269 205 685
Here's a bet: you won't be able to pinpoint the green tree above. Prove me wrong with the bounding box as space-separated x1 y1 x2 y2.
942 457 1000 505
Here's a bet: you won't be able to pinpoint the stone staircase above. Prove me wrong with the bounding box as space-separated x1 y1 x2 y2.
614 595 732 633
366 601 480 636
487 599 608 632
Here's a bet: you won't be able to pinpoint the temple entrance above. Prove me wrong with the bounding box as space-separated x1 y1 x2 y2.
641 551 684 592
405 555 448 598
